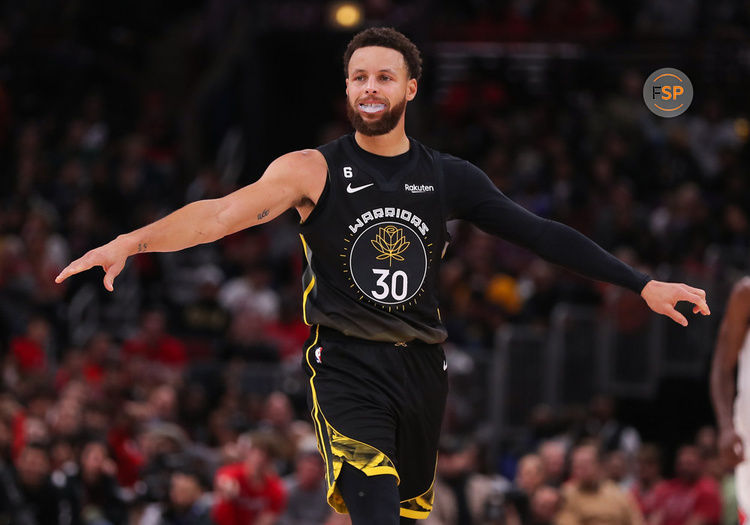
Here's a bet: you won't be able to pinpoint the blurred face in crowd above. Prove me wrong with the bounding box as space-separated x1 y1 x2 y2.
296 453 325 490
50 440 75 469
345 46 417 137
244 445 271 478
263 392 293 429
538 440 567 483
23 417 49 444
516 454 545 494
675 446 703 483
604 450 628 483
87 332 113 363
531 486 561 522
170 472 203 510
27 317 50 345
695 426 717 453
636 446 661 485
149 385 177 421
52 398 83 436
81 441 108 480
571 445 601 489
16 446 50 488
141 310 167 340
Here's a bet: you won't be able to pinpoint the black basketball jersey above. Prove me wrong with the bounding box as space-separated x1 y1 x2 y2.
299 134 449 344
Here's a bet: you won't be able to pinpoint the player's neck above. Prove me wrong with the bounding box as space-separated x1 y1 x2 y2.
354 127 409 157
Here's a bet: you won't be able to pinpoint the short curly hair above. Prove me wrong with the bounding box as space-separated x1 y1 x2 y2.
343 27 422 81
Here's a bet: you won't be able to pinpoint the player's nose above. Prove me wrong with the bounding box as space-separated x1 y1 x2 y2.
364 76 378 93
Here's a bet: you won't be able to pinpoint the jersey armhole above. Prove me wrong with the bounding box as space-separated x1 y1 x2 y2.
299 169 331 227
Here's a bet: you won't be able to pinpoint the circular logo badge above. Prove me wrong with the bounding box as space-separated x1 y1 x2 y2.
643 68 693 118
349 221 427 305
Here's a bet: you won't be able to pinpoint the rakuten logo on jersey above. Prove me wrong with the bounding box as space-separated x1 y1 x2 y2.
404 184 434 193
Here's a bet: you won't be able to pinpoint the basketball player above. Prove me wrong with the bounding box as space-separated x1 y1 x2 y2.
711 277 750 523
56 28 710 525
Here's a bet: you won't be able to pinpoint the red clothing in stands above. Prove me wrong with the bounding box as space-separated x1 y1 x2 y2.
122 335 186 366
631 480 669 518
10 336 46 371
212 463 286 525
657 477 721 525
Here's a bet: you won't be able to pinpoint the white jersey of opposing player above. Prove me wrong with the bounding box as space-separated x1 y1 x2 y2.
735 328 750 519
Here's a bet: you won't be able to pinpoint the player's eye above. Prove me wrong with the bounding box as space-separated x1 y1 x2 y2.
354 75 365 81
379 75 391 81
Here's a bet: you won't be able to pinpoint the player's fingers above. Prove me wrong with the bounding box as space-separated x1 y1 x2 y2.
665 306 688 327
55 257 96 283
103 258 126 292
678 289 710 315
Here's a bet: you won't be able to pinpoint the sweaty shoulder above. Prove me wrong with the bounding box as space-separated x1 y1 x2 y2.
270 149 327 204
275 149 327 180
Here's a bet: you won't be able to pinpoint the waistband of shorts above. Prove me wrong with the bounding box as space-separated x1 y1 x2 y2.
316 325 440 349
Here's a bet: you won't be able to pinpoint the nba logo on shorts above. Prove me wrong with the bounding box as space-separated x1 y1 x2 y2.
315 346 323 364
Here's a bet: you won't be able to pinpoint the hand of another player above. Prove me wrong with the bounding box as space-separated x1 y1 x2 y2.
54 237 131 292
718 427 744 468
640 280 710 326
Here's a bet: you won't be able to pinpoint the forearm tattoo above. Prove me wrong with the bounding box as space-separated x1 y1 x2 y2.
257 208 270 221
137 242 148 253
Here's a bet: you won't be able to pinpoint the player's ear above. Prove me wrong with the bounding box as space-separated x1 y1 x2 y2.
345 77 349 96
406 78 417 101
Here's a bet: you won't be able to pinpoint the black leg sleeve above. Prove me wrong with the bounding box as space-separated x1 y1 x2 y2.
338 462 402 525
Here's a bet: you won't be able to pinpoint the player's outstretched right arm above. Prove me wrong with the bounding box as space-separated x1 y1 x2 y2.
55 150 326 291
710 277 750 468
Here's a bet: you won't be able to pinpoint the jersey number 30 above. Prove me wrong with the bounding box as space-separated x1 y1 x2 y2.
372 269 408 301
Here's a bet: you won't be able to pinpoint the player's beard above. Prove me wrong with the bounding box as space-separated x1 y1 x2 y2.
346 96 407 136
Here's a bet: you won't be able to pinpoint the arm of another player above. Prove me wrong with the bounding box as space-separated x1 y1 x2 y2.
710 277 750 468
55 149 327 291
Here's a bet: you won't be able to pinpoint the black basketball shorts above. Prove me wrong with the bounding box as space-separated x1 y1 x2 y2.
302 325 449 520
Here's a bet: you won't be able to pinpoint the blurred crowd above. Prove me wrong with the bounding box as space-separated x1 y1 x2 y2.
2 0 750 524
428 416 738 525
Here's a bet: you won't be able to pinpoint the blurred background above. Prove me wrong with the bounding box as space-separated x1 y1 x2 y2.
1 0 749 523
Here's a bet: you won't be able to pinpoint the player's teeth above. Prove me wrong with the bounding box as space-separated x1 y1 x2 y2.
360 104 385 113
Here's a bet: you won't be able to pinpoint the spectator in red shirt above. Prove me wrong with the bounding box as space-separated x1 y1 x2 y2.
122 309 186 367
652 445 722 525
212 431 287 525
630 444 668 520
10 316 50 373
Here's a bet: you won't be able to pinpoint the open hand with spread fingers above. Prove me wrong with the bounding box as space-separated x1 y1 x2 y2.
640 280 710 326
54 236 133 292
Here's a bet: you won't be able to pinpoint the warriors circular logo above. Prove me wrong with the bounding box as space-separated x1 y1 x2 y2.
347 221 428 307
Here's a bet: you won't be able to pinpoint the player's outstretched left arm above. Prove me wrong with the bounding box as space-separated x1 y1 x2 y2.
55 150 326 291
443 158 711 327
639 280 710 327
